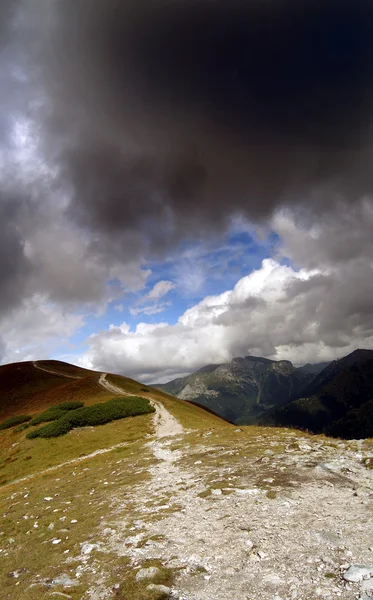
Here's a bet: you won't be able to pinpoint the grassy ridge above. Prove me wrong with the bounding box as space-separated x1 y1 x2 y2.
0 360 229 485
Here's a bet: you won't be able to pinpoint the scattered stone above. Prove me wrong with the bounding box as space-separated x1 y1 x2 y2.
51 574 78 588
49 593 73 599
263 574 285 585
80 543 99 555
52 539 62 545
298 443 312 451
44 497 53 501
48 523 55 530
8 569 27 579
70 520 77 524
211 489 222 496
246 540 254 550
135 567 160 581
147 584 171 594
362 579 373 592
343 565 373 583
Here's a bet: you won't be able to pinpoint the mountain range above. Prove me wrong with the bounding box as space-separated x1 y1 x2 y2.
156 349 373 438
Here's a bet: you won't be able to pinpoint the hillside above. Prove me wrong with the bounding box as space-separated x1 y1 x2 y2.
0 360 225 485
0 359 373 600
156 356 313 424
263 349 373 438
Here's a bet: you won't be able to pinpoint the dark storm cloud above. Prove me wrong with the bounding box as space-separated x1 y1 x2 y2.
0 197 32 313
2 0 373 362
44 0 373 238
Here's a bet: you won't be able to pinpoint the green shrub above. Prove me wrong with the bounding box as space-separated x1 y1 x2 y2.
26 428 43 439
13 423 30 433
28 402 85 426
27 419 72 439
0 415 32 430
29 408 70 426
55 401 84 411
27 397 155 439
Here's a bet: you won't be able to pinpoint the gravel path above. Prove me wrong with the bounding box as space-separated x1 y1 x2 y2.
33 361 82 379
104 432 373 600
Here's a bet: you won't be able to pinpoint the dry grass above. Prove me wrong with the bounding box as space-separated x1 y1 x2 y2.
0 412 154 485
0 439 155 600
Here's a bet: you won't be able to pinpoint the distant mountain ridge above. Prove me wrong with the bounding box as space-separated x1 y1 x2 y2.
263 349 373 439
156 355 314 424
156 350 373 438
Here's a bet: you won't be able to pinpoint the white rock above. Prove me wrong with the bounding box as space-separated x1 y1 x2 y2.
80 543 99 555
51 574 78 588
52 539 61 545
343 565 373 583
211 489 222 496
44 497 53 501
147 584 171 594
263 574 284 585
298 443 312 451
136 567 160 581
362 579 373 592
70 520 78 524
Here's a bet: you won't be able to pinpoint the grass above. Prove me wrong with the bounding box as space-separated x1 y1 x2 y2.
0 439 156 600
0 411 155 485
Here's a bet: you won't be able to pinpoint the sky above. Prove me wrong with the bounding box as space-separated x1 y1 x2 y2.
1 0 373 383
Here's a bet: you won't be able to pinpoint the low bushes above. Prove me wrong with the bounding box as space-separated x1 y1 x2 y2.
26 396 155 439
13 423 31 433
0 415 32 430
55 401 84 411
29 401 84 426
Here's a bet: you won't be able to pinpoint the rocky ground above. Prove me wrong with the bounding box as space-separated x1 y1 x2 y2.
2 401 373 600
86 406 373 600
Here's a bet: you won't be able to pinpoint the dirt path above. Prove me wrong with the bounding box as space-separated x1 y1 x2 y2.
98 373 128 395
32 361 81 380
99 372 184 438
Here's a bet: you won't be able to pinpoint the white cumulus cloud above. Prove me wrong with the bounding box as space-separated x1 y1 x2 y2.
75 257 373 383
